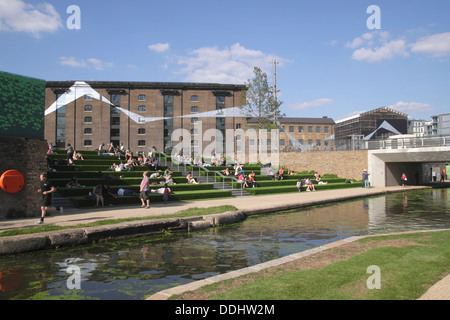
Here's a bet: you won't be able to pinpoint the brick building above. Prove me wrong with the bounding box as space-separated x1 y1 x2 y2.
45 81 246 154
278 117 335 151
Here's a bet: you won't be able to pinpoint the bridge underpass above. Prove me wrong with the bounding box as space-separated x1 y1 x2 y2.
368 147 450 187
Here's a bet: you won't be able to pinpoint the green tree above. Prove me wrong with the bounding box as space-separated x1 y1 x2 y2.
240 66 285 129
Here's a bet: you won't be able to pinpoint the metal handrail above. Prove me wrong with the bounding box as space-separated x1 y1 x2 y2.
197 165 244 197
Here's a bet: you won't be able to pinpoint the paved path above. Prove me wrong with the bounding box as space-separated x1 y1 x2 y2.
1 185 448 300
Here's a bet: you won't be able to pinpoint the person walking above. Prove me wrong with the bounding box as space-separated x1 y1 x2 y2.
401 173 408 187
36 172 63 224
140 171 150 208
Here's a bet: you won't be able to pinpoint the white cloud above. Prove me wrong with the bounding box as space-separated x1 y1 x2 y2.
346 31 389 49
289 98 334 110
347 31 409 63
175 43 287 84
388 101 434 114
0 0 62 37
148 43 170 53
59 57 113 71
348 31 450 62
86 58 113 71
410 32 450 57
352 39 409 63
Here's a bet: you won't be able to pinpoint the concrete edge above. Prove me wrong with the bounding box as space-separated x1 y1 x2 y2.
0 211 248 256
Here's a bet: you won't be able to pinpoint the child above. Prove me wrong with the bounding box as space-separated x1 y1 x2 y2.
163 183 171 204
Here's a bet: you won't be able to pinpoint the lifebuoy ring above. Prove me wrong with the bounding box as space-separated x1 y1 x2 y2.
0 170 25 194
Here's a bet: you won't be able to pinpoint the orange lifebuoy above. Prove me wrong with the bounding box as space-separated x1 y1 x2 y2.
0 170 25 194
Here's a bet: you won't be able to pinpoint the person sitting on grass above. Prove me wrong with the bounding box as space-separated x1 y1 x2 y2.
66 177 82 188
314 171 328 185
186 172 199 184
305 178 316 192
249 171 257 187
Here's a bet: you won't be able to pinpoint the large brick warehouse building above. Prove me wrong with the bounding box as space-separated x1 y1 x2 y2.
45 81 247 154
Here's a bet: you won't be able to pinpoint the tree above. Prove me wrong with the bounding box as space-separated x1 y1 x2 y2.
240 66 285 129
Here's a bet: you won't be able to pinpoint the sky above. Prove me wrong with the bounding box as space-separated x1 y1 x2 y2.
0 0 449 122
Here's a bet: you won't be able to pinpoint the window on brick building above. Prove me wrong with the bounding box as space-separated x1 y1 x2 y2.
84 105 92 112
138 105 146 112
84 128 92 135
138 128 146 135
138 94 146 101
138 140 146 146
191 95 199 102
84 140 92 147
84 117 92 123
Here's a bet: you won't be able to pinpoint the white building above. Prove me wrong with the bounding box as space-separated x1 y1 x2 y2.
432 113 450 136
407 119 432 137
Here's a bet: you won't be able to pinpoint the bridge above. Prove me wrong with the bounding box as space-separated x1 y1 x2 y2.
367 135 450 187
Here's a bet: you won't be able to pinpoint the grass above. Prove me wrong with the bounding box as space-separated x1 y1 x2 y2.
172 230 450 300
0 205 237 238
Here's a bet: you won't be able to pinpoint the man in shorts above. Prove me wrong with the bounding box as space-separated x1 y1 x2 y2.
36 172 63 224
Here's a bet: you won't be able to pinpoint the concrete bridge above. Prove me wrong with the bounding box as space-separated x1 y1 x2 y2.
367 136 450 187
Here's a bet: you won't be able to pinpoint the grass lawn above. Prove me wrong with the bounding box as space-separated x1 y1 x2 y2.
172 230 450 300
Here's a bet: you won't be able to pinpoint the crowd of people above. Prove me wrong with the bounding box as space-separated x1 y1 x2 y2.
45 141 341 213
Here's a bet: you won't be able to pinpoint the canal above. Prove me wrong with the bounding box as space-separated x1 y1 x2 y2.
0 188 449 300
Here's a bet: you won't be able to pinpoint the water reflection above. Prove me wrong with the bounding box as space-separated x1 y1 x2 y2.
0 188 449 300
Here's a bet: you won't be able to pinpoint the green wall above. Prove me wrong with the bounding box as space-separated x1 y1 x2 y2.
0 71 45 140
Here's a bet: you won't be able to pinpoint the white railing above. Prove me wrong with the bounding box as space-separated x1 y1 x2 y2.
160 152 245 196
366 135 450 150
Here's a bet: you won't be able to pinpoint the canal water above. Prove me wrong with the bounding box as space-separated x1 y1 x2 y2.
0 188 449 300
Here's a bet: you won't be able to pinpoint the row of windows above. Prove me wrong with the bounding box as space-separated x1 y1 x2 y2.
283 125 330 134
84 105 201 113
84 94 201 102
280 139 330 146
83 140 147 147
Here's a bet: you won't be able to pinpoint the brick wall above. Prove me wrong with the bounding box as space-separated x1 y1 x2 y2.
0 138 48 219
280 150 368 180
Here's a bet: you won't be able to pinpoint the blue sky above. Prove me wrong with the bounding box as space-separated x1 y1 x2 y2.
1 0 449 122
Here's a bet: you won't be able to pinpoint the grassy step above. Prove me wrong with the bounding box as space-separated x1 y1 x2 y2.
244 182 362 196
57 183 216 197
229 178 348 189
48 170 179 179
50 165 168 172
69 189 233 208
49 176 190 187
